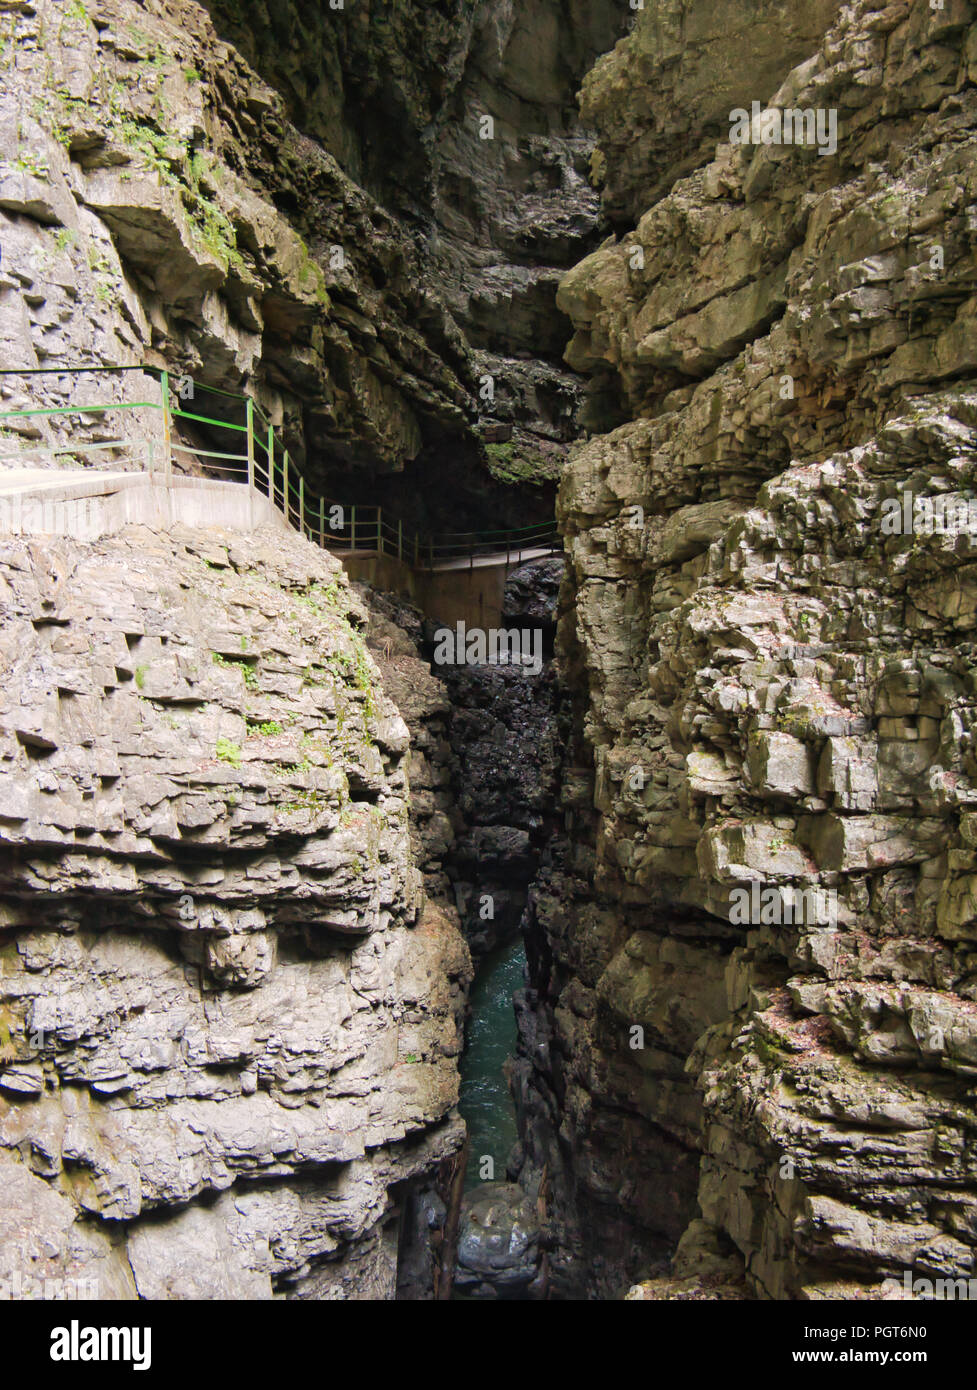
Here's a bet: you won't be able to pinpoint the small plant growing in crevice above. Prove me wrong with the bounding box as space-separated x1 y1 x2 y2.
215 737 241 767
247 720 282 737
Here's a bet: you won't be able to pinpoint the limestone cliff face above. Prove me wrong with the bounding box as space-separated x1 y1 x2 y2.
0 524 470 1297
0 0 611 1301
515 0 977 1299
7 0 977 1308
0 0 622 529
0 0 471 477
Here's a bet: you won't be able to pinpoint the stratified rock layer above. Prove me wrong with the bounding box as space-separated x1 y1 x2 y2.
0 524 470 1298
514 0 977 1299
0 0 623 528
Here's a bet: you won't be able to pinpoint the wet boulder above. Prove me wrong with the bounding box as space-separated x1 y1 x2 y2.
455 1183 540 1298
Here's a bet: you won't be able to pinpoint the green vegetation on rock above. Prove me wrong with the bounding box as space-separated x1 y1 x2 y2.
484 441 560 487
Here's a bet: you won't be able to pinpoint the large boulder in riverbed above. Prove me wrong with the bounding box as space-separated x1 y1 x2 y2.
455 1183 540 1298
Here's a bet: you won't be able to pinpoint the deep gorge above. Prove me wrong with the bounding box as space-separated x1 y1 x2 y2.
1 0 977 1316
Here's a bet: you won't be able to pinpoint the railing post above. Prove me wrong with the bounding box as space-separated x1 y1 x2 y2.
397 518 402 562
160 369 172 485
245 396 255 529
267 424 274 498
414 531 419 568
319 496 324 547
299 474 305 538
283 451 290 526
351 505 356 551
376 508 382 556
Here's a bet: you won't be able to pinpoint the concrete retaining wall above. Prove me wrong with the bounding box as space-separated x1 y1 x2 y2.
342 552 510 629
0 468 542 631
0 473 288 541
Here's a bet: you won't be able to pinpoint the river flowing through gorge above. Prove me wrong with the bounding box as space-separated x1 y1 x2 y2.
1 0 976 1320
458 935 524 1193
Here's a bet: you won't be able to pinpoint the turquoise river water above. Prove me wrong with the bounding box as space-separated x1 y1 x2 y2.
458 935 525 1188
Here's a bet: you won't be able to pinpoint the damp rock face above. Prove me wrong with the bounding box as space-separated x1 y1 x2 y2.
0 0 622 514
0 524 470 1298
440 656 561 957
455 1182 540 1298
0 0 467 475
513 0 977 1299
441 559 564 957
356 578 561 959
503 557 564 627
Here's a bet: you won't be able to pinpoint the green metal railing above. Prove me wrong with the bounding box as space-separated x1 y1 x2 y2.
0 365 560 569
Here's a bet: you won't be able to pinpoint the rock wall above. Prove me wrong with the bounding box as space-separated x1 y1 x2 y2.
0 0 472 478
356 563 562 961
8 0 976 1307
0 0 613 1301
0 523 470 1298
515 0 977 1299
0 0 623 530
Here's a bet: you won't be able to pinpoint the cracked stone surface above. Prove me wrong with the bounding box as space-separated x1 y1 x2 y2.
512 0 977 1300
0 522 470 1298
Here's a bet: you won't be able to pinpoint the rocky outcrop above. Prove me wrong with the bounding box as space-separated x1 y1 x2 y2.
0 522 470 1298
579 0 843 225
0 0 474 481
0 0 624 533
503 555 565 627
455 1181 540 1298
514 0 977 1299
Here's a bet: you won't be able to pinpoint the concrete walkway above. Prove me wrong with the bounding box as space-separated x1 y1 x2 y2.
0 467 559 596
428 544 557 572
333 543 558 571
0 468 135 497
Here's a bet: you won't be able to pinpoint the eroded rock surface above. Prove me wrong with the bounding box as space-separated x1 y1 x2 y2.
0 524 470 1297
0 0 624 529
514 0 977 1300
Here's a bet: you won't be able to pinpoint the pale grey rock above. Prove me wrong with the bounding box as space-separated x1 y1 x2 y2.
0 523 471 1297
513 0 977 1301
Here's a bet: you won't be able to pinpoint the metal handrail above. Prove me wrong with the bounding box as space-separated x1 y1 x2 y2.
0 365 561 568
